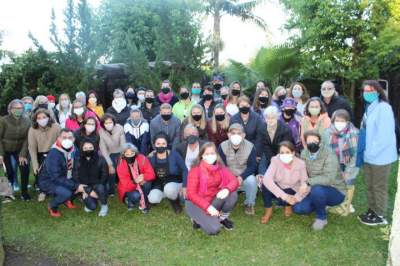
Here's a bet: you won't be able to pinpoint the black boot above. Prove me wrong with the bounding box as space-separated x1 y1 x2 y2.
169 199 182 214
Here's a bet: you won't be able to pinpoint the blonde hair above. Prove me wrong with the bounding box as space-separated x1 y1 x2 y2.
188 104 206 130
211 104 229 133
227 81 241 103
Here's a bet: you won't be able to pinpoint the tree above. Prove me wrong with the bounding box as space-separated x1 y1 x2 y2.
203 0 266 70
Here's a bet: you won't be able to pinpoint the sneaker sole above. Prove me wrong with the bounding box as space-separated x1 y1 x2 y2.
357 216 388 226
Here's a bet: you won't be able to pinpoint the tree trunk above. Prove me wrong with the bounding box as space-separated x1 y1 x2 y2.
387 159 400 265
213 9 221 70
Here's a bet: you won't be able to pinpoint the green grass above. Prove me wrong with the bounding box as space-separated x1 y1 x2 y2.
1 164 398 266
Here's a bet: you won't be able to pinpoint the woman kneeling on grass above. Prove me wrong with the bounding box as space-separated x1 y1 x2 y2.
148 133 188 213
259 141 309 224
117 143 155 213
293 130 347 230
185 142 239 235
73 140 109 217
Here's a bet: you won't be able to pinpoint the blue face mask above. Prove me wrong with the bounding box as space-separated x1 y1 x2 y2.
191 88 201 95
24 103 33 112
363 91 379 103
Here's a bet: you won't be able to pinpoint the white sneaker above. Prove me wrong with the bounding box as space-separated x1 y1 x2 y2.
349 204 355 213
98 205 108 217
312 219 328 230
84 206 93 213
37 192 46 202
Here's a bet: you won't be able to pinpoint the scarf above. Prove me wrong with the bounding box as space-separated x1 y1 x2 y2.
198 161 229 195
329 124 358 164
53 141 75 179
158 92 173 104
127 159 147 210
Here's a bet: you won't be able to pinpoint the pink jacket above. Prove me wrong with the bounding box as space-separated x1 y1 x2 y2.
263 156 309 202
65 110 100 131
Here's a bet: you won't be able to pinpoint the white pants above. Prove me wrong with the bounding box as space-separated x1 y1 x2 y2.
148 182 182 204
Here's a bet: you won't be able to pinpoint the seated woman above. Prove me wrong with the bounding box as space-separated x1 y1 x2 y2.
180 104 208 141
206 104 229 147
258 106 292 176
116 143 155 213
124 107 150 155
293 130 347 230
259 141 309 224
186 142 239 235
73 140 109 216
74 117 100 150
325 109 359 215
148 133 188 213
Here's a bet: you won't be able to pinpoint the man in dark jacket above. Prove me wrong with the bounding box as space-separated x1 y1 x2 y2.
320 80 353 121
38 129 82 217
106 89 131 125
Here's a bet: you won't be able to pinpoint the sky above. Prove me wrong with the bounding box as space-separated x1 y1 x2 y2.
0 0 288 65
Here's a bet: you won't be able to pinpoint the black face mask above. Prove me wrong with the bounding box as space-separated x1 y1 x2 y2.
192 114 202 121
215 114 225 121
213 84 222 91
161 114 172 121
187 135 199 144
82 150 95 158
180 92 189 100
221 94 228 100
155 146 167 154
203 94 213 101
145 97 154 104
232 90 241 96
38 103 48 109
259 96 269 103
125 155 135 164
126 93 135 100
161 87 170 94
239 106 250 114
284 109 296 118
307 142 320 153
278 95 286 101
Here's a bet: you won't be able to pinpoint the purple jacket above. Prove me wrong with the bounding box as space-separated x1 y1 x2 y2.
279 115 302 151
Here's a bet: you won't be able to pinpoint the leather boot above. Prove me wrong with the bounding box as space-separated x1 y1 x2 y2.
260 207 273 224
284 206 293 217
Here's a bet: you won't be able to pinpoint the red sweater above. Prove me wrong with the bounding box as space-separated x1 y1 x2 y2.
187 163 239 211
116 154 155 202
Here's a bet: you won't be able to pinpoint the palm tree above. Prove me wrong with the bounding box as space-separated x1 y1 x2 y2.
204 0 267 70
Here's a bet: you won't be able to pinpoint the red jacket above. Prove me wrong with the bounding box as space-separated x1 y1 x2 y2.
187 163 239 211
116 154 155 202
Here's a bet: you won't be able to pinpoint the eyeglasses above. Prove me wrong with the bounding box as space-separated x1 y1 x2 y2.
321 87 334 91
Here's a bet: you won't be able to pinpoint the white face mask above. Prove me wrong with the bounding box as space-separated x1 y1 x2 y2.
203 154 217 165
112 98 127 113
334 121 347 131
230 134 243 146
104 123 114 132
48 102 56 109
61 139 74 150
60 100 70 108
37 117 49 127
279 153 294 164
85 124 96 134
137 95 145 102
321 89 335 98
74 107 84 116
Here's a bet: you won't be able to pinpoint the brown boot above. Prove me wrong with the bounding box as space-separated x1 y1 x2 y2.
260 208 273 224
284 206 293 217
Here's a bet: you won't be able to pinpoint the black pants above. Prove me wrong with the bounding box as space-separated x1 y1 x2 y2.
3 152 29 195
83 184 108 211
35 152 48 189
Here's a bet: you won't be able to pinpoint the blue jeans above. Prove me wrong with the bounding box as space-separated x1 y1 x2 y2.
261 184 295 208
293 185 345 220
125 182 152 208
3 152 30 194
83 184 108 211
239 175 258 206
49 185 74 210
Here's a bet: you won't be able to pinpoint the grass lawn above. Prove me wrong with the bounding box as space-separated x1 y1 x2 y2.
1 164 397 266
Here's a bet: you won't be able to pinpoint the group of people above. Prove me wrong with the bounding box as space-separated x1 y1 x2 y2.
0 77 397 235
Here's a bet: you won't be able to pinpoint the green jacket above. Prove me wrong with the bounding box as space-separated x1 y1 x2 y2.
0 114 31 157
301 145 346 194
